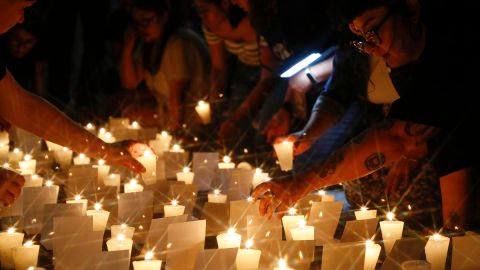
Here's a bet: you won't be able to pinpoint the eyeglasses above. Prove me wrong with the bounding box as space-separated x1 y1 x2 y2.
133 14 158 29
350 10 392 53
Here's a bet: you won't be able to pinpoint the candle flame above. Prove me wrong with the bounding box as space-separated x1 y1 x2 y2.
143 150 152 157
99 128 106 135
386 212 395 221
94 203 102 211
171 144 181 152
24 240 34 247
130 179 138 185
255 168 262 174
432 233 443 241
171 199 178 206
214 189 220 195
7 227 15 234
360 206 368 211
247 196 254 203
223 156 231 163
86 123 94 129
24 154 32 161
98 159 105 166
2 163 9 168
288 208 297 215
183 167 190 173
198 100 206 107
27 267 35 270
245 239 254 249
121 223 127 229
32 174 39 180
13 148 20 154
79 153 85 159
74 195 82 201
227 228 236 235
318 190 326 196
131 121 140 128
278 259 288 269
161 131 168 137
45 180 53 187
105 132 112 139
145 251 154 260
63 147 69 151
117 234 125 241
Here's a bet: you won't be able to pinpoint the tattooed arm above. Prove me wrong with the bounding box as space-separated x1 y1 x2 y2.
252 119 437 218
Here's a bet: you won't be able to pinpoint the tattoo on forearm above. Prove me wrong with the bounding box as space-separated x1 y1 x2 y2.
404 122 438 145
364 152 386 171
316 151 345 178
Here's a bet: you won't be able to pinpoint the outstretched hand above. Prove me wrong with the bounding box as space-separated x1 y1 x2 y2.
274 131 312 156
384 146 427 195
104 140 153 174
251 174 311 219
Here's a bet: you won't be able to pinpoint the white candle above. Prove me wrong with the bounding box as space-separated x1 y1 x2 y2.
157 131 172 145
86 203 110 232
290 219 314 241
73 153 90 165
176 167 194 184
236 239 261 270
252 168 269 189
218 156 235 169
109 117 130 128
273 259 294 270
106 234 133 259
317 190 335 202
136 150 156 185
95 159 110 185
102 132 116 143
273 140 293 171
364 240 381 270
133 251 162 270
282 208 305 241
195 100 211 124
8 148 24 163
0 228 24 268
216 228 241 249
55 147 73 169
380 212 404 256
130 121 141 130
0 143 8 162
111 224 135 239
104 173 121 190
0 131 8 145
24 174 43 187
164 200 185 217
18 154 37 175
208 189 227 203
425 233 450 270
85 123 96 134
170 144 185 153
12 240 40 270
66 194 88 213
149 131 172 155
124 179 144 193
355 206 377 220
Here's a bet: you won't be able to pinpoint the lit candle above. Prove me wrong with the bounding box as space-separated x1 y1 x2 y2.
425 233 450 270
66 194 88 213
85 123 96 134
195 100 211 124
355 206 377 220
73 153 90 165
364 240 381 270
236 239 261 270
86 203 110 232
282 208 305 241
44 179 56 187
164 200 185 217
18 154 37 175
170 144 185 153
124 179 144 193
252 168 269 189
8 148 24 163
208 189 227 203
216 228 241 249
176 167 194 184
218 156 235 169
104 173 121 190
133 251 162 270
94 159 110 185
149 131 172 154
130 121 141 130
290 219 314 241
55 147 73 169
380 212 404 256
106 234 133 259
157 131 172 146
136 150 156 185
24 174 44 187
0 131 8 145
12 240 40 270
317 190 335 202
273 259 294 270
0 227 24 268
273 140 293 171
111 224 135 240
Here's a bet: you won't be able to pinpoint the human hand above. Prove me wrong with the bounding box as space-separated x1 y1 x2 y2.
251 174 312 219
0 168 25 206
384 146 426 194
275 131 312 156
263 108 291 143
103 140 152 174
288 70 313 94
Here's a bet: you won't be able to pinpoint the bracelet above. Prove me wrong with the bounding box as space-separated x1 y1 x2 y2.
401 155 418 162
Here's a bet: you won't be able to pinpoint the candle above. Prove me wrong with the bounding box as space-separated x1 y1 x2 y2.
0 131 8 145
86 203 110 232
317 190 335 202
24 174 43 187
273 259 294 270
170 144 185 153
111 224 135 239
364 240 381 270
164 200 185 217
355 206 377 220
133 251 162 270
218 156 235 169
130 121 141 129
216 228 241 249
73 153 90 165
44 180 56 187
195 100 211 124
136 150 156 185
104 173 121 191
380 212 404 256
109 117 130 128
18 154 37 175
400 260 431 270
208 189 227 203
124 179 144 193
95 159 110 185
0 227 24 268
282 208 305 241
106 234 133 259
102 132 116 143
176 167 194 184
273 140 293 171
55 147 73 169
12 240 40 270
66 194 88 213
0 143 8 162
425 233 450 270
236 239 261 270
149 131 172 154
290 219 314 241
85 123 96 134
252 168 269 189
8 148 24 163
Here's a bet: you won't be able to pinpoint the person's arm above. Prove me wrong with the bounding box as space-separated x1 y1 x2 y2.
168 79 189 130
119 28 144 89
0 70 145 172
252 119 437 217
208 40 228 101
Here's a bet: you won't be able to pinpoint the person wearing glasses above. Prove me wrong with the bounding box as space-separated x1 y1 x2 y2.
120 0 210 131
0 0 149 206
252 0 478 230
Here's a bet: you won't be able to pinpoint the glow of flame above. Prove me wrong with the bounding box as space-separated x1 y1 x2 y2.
145 251 154 260
223 156 231 163
386 212 395 221
360 206 368 211
94 203 102 211
245 239 254 249
227 228 236 235
213 189 220 195
45 180 53 187
117 234 125 241
161 131 168 137
318 190 326 196
7 227 15 234
183 167 190 173
98 159 105 166
74 195 82 201
130 179 138 185
24 154 32 161
24 240 34 247
171 200 178 206
288 208 297 215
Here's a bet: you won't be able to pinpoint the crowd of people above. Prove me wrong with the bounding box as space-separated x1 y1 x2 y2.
1 0 478 233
